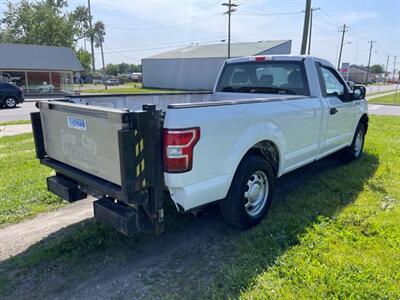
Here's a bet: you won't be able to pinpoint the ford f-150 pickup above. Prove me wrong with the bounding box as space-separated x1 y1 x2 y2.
31 55 368 235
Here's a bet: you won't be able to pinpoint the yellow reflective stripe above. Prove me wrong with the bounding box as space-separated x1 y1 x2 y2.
135 143 139 156
141 159 145 172
136 164 141 177
139 139 144 152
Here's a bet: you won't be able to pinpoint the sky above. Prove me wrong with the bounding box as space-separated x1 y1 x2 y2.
1 0 399 71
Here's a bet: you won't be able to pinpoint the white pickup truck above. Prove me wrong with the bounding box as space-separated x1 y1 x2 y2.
31 55 368 235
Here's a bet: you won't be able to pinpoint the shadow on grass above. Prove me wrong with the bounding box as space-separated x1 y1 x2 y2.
0 152 379 299
209 151 380 298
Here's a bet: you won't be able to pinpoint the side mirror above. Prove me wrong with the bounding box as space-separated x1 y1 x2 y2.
351 85 366 100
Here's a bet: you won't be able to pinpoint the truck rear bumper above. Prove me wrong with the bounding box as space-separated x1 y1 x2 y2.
165 173 233 211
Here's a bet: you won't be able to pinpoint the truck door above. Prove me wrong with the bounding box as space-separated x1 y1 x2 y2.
317 63 357 155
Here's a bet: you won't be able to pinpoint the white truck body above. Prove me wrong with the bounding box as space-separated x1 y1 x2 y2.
33 55 368 235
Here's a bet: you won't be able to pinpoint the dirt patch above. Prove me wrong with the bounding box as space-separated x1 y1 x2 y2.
0 124 32 137
0 155 344 299
0 198 94 261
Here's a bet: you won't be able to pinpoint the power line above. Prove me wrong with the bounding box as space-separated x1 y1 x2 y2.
236 10 303 16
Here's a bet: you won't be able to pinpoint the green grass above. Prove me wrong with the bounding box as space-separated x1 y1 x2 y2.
369 92 400 105
209 116 400 299
0 133 65 226
0 120 31 126
0 116 399 299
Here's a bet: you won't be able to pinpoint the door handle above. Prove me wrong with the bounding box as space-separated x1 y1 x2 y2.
330 108 338 115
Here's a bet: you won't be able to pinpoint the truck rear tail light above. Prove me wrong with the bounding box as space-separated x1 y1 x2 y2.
163 127 200 173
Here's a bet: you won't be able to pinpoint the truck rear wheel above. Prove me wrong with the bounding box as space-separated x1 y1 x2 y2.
220 155 275 229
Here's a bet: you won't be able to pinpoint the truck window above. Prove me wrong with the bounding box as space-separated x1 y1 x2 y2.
319 66 346 96
216 61 309 96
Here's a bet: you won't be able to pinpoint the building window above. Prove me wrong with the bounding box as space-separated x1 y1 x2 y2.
27 72 52 93
0 71 28 91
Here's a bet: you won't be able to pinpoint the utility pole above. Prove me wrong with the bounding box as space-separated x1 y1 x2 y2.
384 55 390 85
301 0 311 55
87 0 95 73
222 0 238 59
307 7 320 55
393 56 397 82
99 38 107 90
365 40 376 84
337 24 348 69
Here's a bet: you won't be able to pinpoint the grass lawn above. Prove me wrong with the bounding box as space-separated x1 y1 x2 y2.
369 92 400 105
0 120 31 126
0 116 399 298
214 115 400 299
75 82 179 94
0 133 65 226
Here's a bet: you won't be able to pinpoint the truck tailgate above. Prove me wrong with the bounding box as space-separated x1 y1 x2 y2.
39 101 131 185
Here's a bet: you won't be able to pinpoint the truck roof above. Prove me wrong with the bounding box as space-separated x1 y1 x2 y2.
226 55 333 68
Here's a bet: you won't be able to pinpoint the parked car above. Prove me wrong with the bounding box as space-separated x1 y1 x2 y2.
92 79 104 85
106 78 120 86
0 82 24 108
35 84 55 93
131 72 142 82
31 55 368 236
0 72 22 84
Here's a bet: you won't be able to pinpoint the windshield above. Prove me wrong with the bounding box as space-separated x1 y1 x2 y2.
215 61 309 96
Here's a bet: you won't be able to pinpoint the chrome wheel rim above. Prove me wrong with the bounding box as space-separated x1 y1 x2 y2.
244 170 269 217
5 98 16 107
354 130 363 156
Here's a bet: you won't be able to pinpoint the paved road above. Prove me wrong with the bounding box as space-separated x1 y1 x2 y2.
0 102 38 122
1 100 399 123
368 104 400 116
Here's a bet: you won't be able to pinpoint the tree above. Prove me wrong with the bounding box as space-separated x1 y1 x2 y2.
369 64 384 74
76 48 91 72
118 63 130 74
92 20 105 48
0 0 90 48
104 64 119 76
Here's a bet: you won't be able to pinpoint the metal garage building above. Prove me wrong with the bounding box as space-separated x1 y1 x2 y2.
142 40 291 91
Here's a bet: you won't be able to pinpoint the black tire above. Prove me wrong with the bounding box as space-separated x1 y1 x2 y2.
220 155 275 229
4 97 17 109
341 123 366 161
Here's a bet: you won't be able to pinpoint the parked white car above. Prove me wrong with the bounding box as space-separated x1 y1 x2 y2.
32 55 368 235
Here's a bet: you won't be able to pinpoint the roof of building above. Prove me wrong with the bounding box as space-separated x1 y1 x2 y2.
146 40 291 59
0 43 83 71
349 65 368 72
